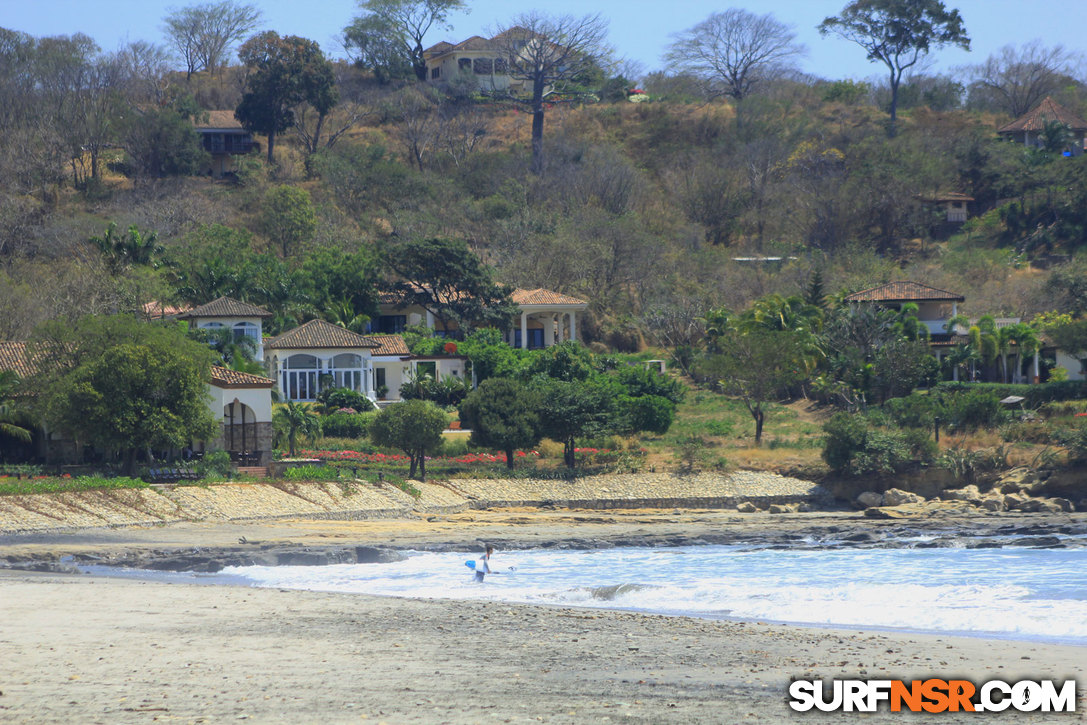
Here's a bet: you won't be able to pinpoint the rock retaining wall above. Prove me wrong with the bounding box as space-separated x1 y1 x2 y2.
0 471 830 535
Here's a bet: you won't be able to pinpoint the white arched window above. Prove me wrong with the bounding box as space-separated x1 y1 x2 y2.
233 321 260 343
281 354 319 401
331 353 364 393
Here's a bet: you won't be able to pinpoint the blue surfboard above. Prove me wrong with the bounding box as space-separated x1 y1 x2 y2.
465 559 476 570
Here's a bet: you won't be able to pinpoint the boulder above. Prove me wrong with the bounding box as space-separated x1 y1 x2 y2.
355 546 407 564
883 488 925 506
769 503 799 514
995 467 1042 494
736 502 759 513
856 491 884 508
1052 497 1075 512
1003 491 1031 511
978 494 1006 512
941 484 983 504
797 502 817 513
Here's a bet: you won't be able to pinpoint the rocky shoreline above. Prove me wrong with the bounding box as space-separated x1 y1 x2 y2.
1 468 1085 575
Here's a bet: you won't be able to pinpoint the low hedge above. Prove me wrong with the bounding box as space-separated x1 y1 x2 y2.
933 380 1087 406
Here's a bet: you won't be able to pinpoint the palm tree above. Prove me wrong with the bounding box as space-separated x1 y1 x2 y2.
0 371 32 450
273 401 322 456
1002 323 1041 383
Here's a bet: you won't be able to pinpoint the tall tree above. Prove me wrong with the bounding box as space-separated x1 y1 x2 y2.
345 0 466 82
492 13 610 174
33 316 216 474
458 378 542 469
369 399 447 480
384 237 517 335
236 32 338 164
968 41 1080 117
818 0 970 124
163 1 262 80
697 328 812 445
664 9 805 101
0 371 32 449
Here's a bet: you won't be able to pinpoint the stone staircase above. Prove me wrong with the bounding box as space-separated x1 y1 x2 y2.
235 466 269 479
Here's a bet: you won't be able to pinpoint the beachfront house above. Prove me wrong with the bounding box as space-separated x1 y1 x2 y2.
0 340 276 467
997 96 1087 156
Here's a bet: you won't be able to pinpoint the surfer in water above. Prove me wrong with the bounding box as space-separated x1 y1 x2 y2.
475 545 493 582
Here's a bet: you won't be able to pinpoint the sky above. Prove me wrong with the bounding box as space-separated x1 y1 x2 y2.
3 0 1086 83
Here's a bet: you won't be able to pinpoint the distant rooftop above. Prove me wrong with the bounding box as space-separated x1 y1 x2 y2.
845 281 965 303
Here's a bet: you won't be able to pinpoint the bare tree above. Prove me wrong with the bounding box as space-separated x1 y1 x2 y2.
391 86 440 171
664 9 805 102
163 1 262 80
116 40 173 105
967 41 1081 117
437 102 489 167
492 13 610 175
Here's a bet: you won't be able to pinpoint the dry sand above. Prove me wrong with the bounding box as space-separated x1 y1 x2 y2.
1 510 1085 723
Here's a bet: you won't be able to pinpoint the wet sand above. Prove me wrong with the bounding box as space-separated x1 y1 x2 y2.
2 509 1086 723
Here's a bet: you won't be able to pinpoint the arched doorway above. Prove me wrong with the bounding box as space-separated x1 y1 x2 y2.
223 399 258 465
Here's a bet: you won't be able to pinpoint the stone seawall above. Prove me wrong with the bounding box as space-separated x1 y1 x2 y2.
0 471 829 535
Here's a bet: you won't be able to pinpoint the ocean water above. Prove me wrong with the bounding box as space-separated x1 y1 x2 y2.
200 542 1087 645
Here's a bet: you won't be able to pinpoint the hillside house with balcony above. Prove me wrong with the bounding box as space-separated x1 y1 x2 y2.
179 296 271 361
193 111 257 177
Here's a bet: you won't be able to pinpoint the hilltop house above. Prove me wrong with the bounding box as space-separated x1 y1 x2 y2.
423 27 558 94
918 192 974 224
193 111 257 177
997 96 1087 156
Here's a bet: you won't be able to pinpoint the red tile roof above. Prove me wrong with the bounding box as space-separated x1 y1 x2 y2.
368 335 411 356
0 342 34 378
265 319 382 350
208 366 275 388
511 288 587 306
143 301 193 320
179 296 273 319
998 97 1087 134
844 282 965 303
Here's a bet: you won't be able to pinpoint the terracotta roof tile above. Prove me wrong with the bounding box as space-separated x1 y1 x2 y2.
368 335 410 356
208 366 275 388
844 281 965 303
266 319 382 350
0 342 34 378
194 110 244 130
179 296 272 319
143 301 193 320
511 288 587 306
998 97 1087 134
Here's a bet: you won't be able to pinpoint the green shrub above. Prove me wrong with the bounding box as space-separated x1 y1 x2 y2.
283 465 340 481
437 436 471 457
822 413 924 476
198 450 233 478
317 387 375 412
883 393 941 429
822 413 869 473
320 412 372 438
944 390 1007 431
619 394 675 435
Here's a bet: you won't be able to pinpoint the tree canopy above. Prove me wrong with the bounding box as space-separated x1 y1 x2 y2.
344 0 466 83
819 0 970 123
236 32 338 164
458 377 542 468
369 398 447 480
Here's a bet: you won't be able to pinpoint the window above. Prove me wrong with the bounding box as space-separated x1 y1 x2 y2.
431 66 441 79
415 361 437 379
375 367 387 393
233 321 260 343
473 58 493 74
331 353 364 392
513 329 545 349
282 354 318 401
459 58 472 72
374 315 406 334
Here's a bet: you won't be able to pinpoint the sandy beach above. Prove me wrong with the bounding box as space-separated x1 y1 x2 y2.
1 506 1085 724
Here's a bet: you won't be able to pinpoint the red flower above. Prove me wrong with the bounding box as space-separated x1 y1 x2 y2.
443 341 458 354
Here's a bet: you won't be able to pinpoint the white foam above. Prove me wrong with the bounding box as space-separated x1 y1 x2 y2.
217 544 1087 644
